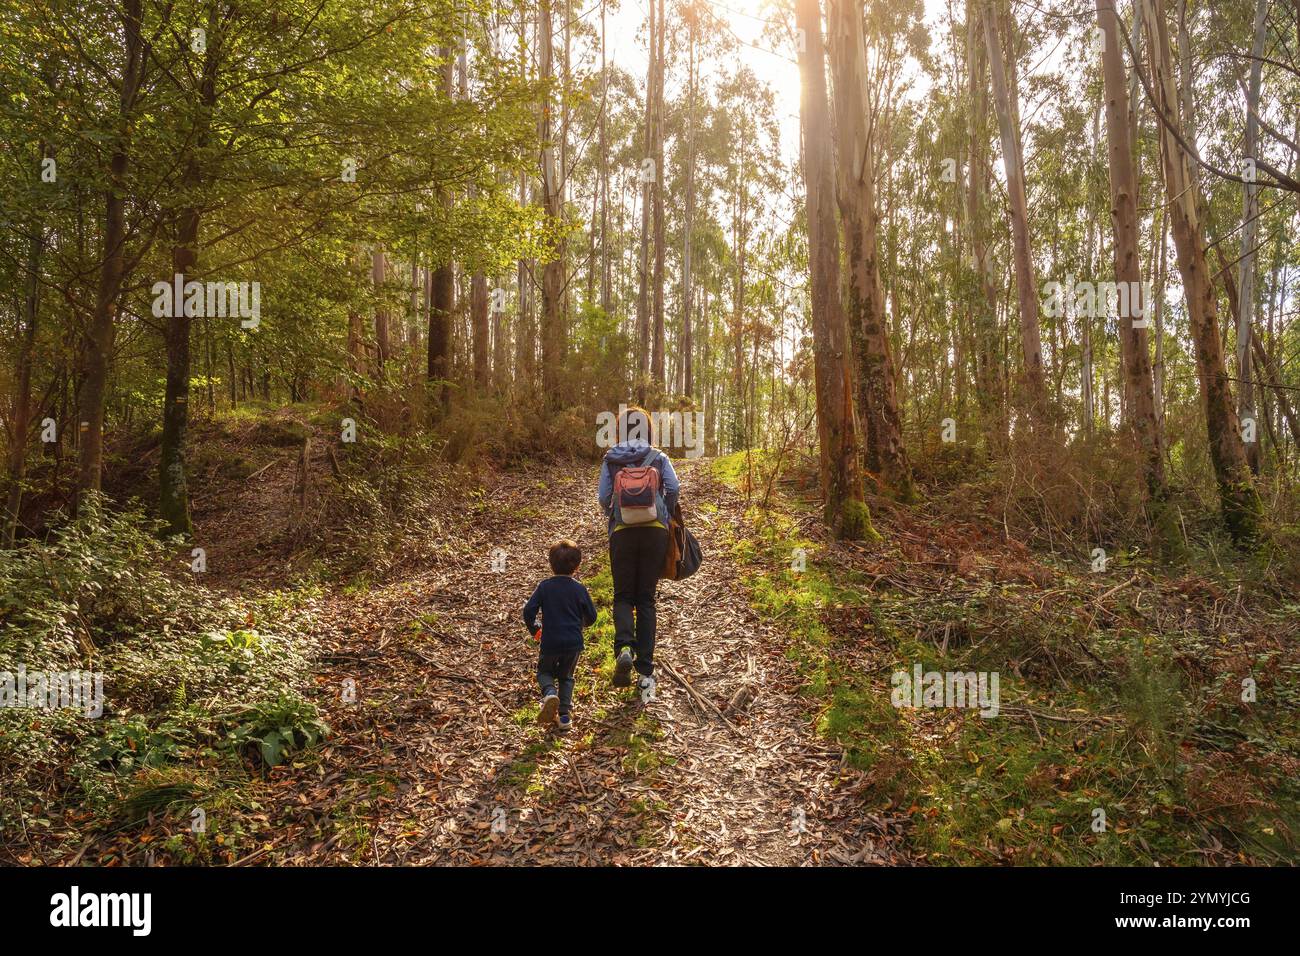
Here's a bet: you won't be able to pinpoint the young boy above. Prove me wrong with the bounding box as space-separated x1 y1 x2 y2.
522 539 598 733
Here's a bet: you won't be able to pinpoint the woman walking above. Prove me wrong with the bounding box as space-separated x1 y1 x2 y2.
597 406 679 694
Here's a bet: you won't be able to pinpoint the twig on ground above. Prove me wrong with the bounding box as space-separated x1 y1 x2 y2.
659 660 743 737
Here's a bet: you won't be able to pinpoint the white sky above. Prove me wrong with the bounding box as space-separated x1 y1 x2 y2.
604 0 803 165
600 0 952 167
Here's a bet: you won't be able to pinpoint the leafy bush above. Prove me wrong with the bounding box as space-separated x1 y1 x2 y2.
0 496 322 845
89 716 195 772
230 696 330 768
0 494 194 664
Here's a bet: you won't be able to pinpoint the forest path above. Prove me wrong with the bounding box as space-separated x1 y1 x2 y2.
271 458 909 865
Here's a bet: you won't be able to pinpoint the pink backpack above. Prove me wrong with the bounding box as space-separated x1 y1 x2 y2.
613 449 662 525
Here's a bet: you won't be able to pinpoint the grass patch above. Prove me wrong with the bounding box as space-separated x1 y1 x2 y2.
712 448 1299 865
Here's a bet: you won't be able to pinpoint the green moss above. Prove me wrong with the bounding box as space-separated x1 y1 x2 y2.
713 450 1297 865
1220 479 1263 547
1148 496 1188 563
840 497 880 542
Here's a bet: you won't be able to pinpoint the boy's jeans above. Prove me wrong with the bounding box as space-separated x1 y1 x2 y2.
537 649 581 715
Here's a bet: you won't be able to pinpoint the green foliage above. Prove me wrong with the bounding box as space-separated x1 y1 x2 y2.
1116 636 1188 771
230 697 330 769
0 498 321 845
0 493 189 661
90 717 196 772
721 447 1299 864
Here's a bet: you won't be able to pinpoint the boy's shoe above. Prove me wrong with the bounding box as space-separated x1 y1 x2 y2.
539 693 560 727
613 648 634 687
638 675 656 699
556 714 572 733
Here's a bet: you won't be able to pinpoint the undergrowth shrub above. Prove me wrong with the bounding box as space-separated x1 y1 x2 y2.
312 424 457 574
0 495 195 663
1116 635 1189 775
0 495 319 849
989 430 1149 551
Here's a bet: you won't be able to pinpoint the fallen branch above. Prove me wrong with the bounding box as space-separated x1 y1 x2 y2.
658 660 744 737
246 460 277 481
565 753 590 798
999 704 1120 726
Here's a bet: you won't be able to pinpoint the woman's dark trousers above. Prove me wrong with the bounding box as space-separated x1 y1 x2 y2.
610 525 668 677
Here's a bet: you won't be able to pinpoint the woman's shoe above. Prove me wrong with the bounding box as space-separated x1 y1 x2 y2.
613 648 634 687
638 675 657 702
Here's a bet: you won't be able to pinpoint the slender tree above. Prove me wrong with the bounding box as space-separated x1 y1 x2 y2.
428 48 456 416
1096 0 1165 511
682 3 698 401
965 0 1006 452
80 0 150 500
1237 0 1267 474
795 0 874 540
538 0 565 407
983 0 1046 419
828 0 915 501
649 0 667 392
1140 0 1260 541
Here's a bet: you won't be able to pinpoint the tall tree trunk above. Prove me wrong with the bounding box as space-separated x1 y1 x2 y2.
4 171 45 546
795 0 874 540
649 0 667 392
965 0 1006 453
984 1 1046 419
409 260 421 349
634 0 655 403
599 0 612 315
159 202 200 536
516 255 535 389
731 125 748 448
492 270 507 393
1174 0 1199 194
682 8 697 401
471 272 489 388
460 37 491 392
80 0 148 501
347 248 367 396
702 286 713 449
427 252 454 414
1126 0 1145 155
1096 0 1165 508
1142 0 1260 542
828 0 915 502
428 50 456 417
1237 0 1267 473
372 246 390 373
225 342 237 407
1081 102 1098 436
538 0 565 408
1152 208 1167 434
513 10 536 392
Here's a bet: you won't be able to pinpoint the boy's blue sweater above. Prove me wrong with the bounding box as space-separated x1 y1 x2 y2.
522 575 598 652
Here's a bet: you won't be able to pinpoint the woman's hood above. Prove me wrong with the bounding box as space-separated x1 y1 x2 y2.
604 440 657 466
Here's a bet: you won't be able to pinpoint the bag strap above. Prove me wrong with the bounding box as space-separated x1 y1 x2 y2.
611 446 659 479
